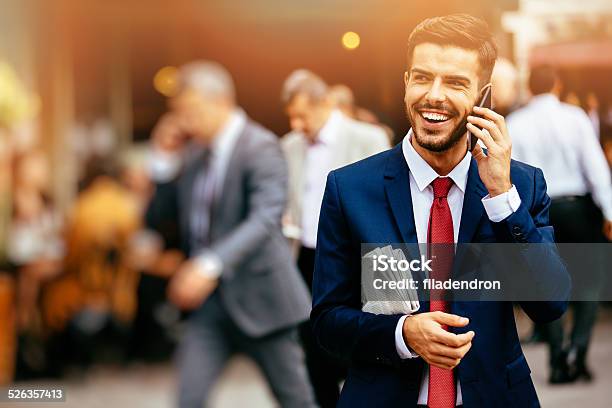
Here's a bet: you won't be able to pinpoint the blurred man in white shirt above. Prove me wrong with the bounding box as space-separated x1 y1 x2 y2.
281 69 389 407
507 65 612 384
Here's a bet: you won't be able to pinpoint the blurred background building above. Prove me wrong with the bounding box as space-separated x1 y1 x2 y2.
1 0 520 212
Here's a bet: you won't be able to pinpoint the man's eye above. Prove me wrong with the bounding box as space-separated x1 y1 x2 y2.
448 80 465 87
413 75 427 82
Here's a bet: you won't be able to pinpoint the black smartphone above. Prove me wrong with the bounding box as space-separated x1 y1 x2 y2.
468 84 492 152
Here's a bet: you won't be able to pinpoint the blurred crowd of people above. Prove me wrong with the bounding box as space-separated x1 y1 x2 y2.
0 54 611 407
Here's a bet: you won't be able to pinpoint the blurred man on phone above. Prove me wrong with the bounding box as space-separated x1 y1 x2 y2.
149 61 315 408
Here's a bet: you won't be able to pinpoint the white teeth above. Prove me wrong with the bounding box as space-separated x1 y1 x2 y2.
422 112 449 121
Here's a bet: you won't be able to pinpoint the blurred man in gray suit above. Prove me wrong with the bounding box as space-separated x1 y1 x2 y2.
280 69 389 408
150 61 315 408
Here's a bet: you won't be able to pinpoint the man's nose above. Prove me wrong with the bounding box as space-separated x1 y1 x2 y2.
425 78 446 105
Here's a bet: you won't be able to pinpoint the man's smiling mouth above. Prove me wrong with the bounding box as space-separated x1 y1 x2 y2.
419 111 452 123
418 109 454 125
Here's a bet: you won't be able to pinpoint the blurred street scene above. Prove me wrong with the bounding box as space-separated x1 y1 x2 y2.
1 0 611 407
3 309 612 408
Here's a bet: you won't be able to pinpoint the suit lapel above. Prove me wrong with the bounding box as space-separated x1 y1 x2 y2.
452 157 487 296
383 144 418 245
179 145 207 245
209 124 248 237
458 158 487 243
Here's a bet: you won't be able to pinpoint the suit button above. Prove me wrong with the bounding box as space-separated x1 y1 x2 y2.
512 226 521 233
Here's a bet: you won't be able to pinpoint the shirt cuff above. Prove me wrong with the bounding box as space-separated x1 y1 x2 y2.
395 315 419 359
149 148 182 183
481 185 521 222
194 251 223 279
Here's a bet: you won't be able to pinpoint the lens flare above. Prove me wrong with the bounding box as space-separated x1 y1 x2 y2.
342 32 360 50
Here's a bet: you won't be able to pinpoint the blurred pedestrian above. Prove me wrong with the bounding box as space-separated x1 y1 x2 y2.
507 65 612 384
42 162 141 371
326 84 356 118
327 83 395 143
281 69 389 408
490 57 519 117
585 92 600 140
6 150 64 378
156 61 315 408
7 150 64 331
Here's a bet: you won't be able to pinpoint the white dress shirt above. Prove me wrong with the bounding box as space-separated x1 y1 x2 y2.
300 110 343 249
507 94 612 221
394 131 521 406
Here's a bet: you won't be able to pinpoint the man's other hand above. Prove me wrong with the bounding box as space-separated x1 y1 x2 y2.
168 260 218 310
402 311 474 370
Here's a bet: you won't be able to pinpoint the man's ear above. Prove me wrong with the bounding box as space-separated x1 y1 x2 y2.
404 71 410 87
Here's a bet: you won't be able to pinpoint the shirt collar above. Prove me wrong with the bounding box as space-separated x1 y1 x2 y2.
529 93 559 107
402 129 471 193
211 108 247 155
316 109 343 145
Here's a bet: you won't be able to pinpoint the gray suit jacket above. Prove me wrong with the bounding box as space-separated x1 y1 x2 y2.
281 113 390 239
166 119 311 337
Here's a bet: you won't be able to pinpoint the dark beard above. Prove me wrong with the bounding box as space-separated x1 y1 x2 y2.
407 108 468 153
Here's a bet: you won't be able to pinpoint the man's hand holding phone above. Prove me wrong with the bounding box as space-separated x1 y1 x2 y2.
467 105 513 197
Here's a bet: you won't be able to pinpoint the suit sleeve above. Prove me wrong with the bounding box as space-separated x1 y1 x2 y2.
311 171 406 367
206 134 288 279
492 167 571 323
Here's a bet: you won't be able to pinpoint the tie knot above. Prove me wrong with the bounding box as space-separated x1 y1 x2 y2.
432 177 453 198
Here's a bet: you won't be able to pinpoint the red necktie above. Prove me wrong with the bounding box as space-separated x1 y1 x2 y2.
427 177 456 408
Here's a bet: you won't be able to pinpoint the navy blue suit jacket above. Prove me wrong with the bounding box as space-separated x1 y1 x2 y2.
311 143 571 407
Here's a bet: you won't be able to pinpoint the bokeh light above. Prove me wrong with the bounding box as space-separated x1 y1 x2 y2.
153 66 179 97
341 31 360 50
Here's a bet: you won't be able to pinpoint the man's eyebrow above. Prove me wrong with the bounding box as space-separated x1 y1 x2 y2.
410 68 432 76
410 68 471 85
444 74 471 84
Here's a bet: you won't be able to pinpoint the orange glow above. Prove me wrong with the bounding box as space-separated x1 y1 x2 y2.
153 66 179 97
341 31 360 50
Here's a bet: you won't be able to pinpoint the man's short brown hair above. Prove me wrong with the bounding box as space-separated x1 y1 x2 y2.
528 65 558 96
406 14 498 87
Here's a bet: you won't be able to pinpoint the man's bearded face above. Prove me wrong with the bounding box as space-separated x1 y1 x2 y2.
404 43 483 152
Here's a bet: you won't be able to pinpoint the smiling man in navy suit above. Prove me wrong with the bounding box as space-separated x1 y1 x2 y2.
311 14 571 408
